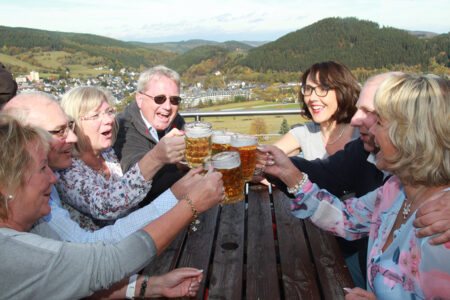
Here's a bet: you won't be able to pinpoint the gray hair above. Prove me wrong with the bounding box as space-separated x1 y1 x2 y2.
2 92 59 125
137 65 180 93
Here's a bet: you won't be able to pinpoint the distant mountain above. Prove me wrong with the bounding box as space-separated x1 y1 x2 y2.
408 31 439 39
0 19 448 81
240 41 270 47
167 45 231 74
130 39 218 54
0 26 175 69
241 17 449 71
130 39 253 53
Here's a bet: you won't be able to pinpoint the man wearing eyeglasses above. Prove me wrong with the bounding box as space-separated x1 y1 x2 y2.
114 65 186 206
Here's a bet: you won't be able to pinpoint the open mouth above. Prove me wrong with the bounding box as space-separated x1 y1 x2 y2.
310 105 325 114
101 130 112 137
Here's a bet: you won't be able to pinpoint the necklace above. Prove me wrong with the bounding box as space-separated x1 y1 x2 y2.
325 125 346 145
402 186 426 220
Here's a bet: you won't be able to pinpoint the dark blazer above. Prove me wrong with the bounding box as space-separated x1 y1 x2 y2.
113 101 186 205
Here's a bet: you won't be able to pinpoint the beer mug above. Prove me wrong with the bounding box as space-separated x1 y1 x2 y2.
184 121 212 168
229 134 258 182
201 156 212 176
211 151 245 204
211 130 232 155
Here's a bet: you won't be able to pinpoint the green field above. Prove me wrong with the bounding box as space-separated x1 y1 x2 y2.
1 51 107 78
181 100 307 144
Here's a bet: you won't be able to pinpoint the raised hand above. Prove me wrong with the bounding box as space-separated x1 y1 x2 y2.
152 128 185 164
256 145 303 187
171 167 204 200
188 168 225 213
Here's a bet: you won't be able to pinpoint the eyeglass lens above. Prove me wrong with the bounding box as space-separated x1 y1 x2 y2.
302 85 329 97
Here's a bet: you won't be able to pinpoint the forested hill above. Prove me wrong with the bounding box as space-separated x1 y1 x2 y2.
241 17 449 72
131 39 252 54
0 26 175 68
1 18 448 80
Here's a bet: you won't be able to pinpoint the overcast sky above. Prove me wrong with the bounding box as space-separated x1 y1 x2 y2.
1 0 449 43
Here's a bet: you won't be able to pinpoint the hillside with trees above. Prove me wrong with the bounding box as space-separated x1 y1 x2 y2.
241 17 449 72
0 26 175 70
0 17 448 82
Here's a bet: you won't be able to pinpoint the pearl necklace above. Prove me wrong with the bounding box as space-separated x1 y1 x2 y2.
325 125 346 145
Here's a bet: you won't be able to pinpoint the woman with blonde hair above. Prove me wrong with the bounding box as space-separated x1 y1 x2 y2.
257 73 450 299
57 86 185 229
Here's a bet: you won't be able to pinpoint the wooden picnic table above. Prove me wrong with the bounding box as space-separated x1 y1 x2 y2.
142 184 354 299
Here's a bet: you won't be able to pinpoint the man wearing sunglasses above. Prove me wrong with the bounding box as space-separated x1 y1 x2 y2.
114 65 186 206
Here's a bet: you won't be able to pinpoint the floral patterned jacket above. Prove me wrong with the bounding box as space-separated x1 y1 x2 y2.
56 147 152 229
291 176 450 299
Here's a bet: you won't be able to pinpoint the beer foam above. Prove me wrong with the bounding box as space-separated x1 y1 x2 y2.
212 134 231 144
230 135 257 147
211 151 240 169
185 122 212 138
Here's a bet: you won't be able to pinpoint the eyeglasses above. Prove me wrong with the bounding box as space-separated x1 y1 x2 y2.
80 107 116 121
48 120 75 139
301 85 331 97
139 92 182 105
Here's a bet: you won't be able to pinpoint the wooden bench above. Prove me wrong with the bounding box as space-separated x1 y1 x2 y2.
142 185 354 299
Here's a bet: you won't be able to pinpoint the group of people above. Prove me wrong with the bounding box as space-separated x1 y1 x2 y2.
0 61 448 299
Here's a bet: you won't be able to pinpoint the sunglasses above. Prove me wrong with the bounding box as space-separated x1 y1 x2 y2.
140 92 182 105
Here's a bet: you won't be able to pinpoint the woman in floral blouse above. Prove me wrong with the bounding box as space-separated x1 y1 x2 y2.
258 73 449 299
57 86 186 229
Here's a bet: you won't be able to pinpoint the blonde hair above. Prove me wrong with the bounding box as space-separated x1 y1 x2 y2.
374 73 449 185
0 113 50 219
61 86 118 156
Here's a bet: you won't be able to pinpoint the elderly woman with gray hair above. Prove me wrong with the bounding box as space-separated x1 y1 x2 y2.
0 113 224 299
257 73 449 299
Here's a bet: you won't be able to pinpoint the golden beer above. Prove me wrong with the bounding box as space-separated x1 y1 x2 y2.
229 135 257 182
184 121 212 168
211 131 231 155
211 151 245 204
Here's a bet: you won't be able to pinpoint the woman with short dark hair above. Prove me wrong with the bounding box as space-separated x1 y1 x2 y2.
275 61 360 158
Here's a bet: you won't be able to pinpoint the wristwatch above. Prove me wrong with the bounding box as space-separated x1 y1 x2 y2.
287 172 308 195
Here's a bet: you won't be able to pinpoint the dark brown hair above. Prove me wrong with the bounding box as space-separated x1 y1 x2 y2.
299 61 360 123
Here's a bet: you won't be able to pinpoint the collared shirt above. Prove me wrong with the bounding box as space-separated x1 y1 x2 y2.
140 110 159 142
43 172 178 244
139 110 175 141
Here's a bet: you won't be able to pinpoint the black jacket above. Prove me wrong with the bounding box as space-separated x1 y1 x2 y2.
113 101 186 205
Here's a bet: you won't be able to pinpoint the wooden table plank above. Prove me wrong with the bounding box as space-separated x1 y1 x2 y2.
208 201 246 300
246 189 280 300
272 190 322 300
304 221 354 300
176 205 219 300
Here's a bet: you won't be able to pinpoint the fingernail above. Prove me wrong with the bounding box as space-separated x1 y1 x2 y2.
343 287 351 293
266 160 275 166
257 146 264 150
